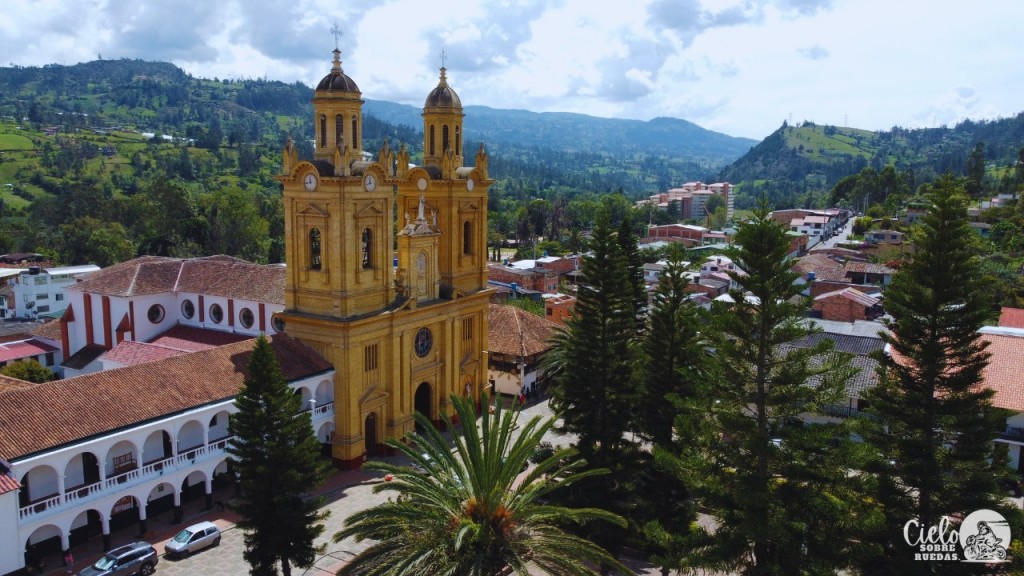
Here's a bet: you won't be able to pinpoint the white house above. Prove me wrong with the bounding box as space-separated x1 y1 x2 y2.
59 256 285 377
0 265 99 320
0 335 335 576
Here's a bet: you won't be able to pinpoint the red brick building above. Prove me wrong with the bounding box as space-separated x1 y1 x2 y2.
812 288 882 322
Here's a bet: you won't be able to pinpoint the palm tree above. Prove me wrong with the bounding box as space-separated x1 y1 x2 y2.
333 394 631 575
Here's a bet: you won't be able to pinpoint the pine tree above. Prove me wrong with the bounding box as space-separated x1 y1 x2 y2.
635 247 710 574
690 205 860 574
227 335 331 576
544 207 638 560
617 212 647 324
858 175 1018 574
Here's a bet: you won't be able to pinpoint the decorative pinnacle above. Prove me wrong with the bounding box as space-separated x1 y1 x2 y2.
331 24 343 73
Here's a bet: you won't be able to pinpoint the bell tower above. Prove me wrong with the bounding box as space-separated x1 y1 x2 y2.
273 42 492 470
398 66 492 295
277 48 393 320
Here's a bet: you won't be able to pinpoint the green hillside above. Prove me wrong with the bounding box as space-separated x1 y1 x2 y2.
719 117 1024 209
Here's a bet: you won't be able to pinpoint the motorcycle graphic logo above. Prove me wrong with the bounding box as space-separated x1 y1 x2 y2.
959 509 1011 563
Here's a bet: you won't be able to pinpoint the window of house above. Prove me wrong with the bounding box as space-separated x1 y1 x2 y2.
442 125 450 153
36 293 48 300
429 125 435 156
239 307 255 329
361 228 373 269
462 318 473 342
351 116 358 149
37 305 49 313
364 343 378 372
272 316 285 332
463 221 472 255
55 293 64 301
147 304 165 324
319 114 326 147
310 228 322 271
455 126 461 156
210 303 224 324
335 114 344 147
546 308 553 316
45 352 54 366
181 299 195 319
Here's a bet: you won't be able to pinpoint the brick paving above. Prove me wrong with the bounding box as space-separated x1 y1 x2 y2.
45 399 676 575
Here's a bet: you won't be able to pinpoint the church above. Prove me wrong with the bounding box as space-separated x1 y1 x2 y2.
275 46 493 468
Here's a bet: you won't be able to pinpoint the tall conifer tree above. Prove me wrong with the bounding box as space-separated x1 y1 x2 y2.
690 205 860 574
635 247 709 574
227 335 331 576
858 175 1017 574
545 207 637 560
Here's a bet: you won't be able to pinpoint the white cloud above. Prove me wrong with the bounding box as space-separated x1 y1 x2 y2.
1 0 1022 140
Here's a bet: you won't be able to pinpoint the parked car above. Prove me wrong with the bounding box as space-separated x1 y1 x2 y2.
165 520 221 558
78 541 158 576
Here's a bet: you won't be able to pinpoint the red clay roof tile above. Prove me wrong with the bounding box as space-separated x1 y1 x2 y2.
0 334 330 461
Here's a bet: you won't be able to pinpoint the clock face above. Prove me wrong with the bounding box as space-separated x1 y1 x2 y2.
303 174 317 191
414 327 433 358
466 178 475 191
364 174 376 191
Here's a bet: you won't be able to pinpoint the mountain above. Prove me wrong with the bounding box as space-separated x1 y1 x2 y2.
718 117 1024 208
364 99 756 161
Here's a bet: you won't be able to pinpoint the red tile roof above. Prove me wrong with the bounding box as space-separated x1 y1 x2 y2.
792 253 846 282
0 334 331 461
0 375 31 393
999 307 1024 329
101 341 190 367
844 261 895 275
488 304 560 357
0 338 57 363
814 287 880 308
30 318 63 342
0 472 20 495
148 324 252 351
73 256 285 304
981 332 1024 412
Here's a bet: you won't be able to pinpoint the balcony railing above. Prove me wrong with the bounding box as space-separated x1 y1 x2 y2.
1000 427 1024 442
18 436 234 522
313 402 334 417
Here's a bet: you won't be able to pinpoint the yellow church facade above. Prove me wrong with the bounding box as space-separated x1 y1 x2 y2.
275 48 492 468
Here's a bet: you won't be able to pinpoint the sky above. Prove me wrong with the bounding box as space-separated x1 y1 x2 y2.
2 0 1022 140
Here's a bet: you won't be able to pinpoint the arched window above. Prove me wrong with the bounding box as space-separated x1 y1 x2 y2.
455 126 461 156
442 125 450 153
335 114 344 148
429 125 435 156
361 228 373 269
319 114 326 148
309 228 322 270
351 116 358 149
463 221 472 255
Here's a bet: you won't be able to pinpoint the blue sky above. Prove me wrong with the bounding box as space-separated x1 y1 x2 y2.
2 0 1022 140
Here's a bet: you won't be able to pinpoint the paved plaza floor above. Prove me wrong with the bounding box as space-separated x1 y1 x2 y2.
41 399 672 575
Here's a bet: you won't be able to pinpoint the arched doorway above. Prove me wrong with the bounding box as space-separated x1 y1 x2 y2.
414 382 432 432
364 413 378 457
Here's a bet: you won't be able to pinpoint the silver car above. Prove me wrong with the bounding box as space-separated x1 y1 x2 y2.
164 521 221 559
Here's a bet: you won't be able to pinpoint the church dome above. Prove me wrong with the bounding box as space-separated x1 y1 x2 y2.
316 48 360 93
317 72 360 92
424 68 461 109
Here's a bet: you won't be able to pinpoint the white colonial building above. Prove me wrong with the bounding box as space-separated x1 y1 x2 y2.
0 335 335 575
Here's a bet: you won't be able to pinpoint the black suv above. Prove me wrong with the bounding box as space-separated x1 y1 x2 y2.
78 541 158 576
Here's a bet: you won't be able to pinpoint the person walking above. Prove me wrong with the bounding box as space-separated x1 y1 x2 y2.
64 550 74 575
